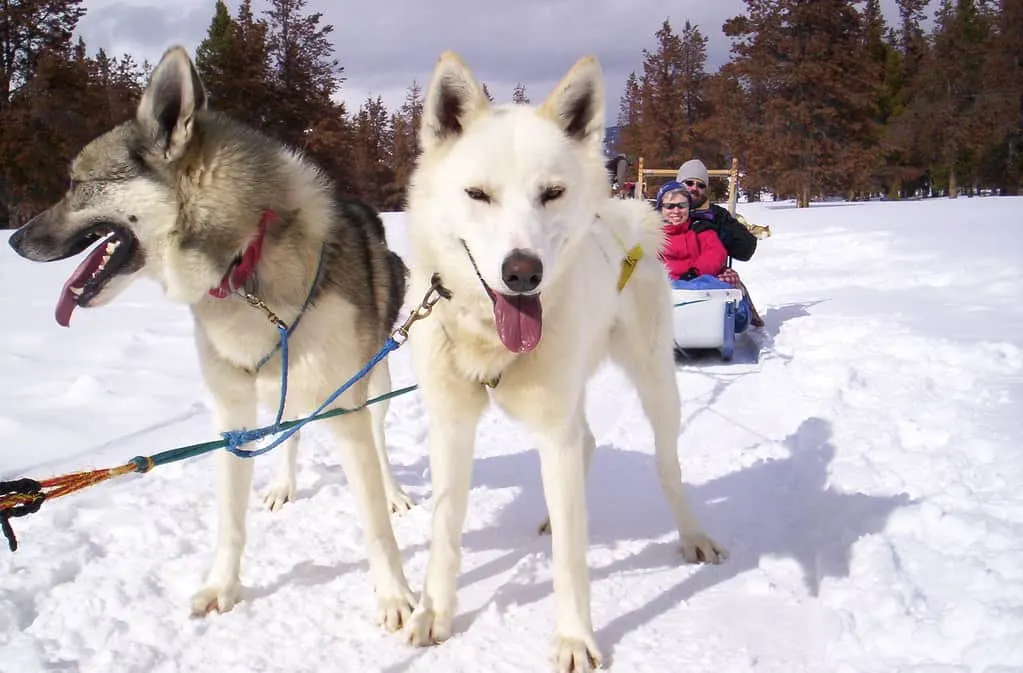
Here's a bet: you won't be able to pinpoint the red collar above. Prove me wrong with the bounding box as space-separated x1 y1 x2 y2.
209 208 279 298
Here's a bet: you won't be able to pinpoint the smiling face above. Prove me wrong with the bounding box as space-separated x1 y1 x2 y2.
408 50 610 353
660 189 691 227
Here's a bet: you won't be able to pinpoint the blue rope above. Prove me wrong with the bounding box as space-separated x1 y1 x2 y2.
220 255 436 461
222 336 400 459
227 246 321 450
273 324 288 426
253 246 327 373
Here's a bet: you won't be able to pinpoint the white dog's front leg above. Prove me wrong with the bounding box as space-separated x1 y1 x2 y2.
613 327 728 564
190 341 257 616
534 417 602 672
406 376 487 647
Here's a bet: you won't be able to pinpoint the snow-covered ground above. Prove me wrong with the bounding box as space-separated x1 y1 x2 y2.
1 197 1021 673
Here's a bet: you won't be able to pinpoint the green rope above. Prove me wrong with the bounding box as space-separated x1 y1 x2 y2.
1 384 420 552
134 384 418 470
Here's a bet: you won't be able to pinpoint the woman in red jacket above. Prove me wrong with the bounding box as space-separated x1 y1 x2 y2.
655 180 727 281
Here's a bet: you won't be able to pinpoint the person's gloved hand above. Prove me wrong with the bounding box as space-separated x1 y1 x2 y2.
680 267 699 281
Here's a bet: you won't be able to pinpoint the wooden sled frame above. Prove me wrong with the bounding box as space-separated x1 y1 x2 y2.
634 156 741 216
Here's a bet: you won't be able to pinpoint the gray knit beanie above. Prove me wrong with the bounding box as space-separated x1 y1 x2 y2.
676 158 709 186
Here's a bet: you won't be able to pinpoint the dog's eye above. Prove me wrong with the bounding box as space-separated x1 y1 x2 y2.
540 185 565 204
464 187 491 203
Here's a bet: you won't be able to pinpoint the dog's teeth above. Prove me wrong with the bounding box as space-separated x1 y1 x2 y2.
69 287 84 296
105 241 119 254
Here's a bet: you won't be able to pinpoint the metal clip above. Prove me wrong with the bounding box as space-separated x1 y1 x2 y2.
242 291 288 331
390 276 451 345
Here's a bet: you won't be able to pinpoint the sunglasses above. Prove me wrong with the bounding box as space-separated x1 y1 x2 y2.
662 202 689 210
684 180 706 189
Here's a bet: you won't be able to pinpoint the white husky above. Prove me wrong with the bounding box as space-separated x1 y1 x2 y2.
401 51 728 671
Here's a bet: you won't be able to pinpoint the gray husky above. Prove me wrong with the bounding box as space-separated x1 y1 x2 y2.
7 45 417 628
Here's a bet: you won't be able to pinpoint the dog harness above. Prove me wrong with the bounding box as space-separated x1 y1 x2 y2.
609 223 643 292
209 208 279 298
206 207 327 373
616 243 643 292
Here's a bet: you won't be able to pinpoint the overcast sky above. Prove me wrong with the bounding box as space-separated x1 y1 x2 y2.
76 0 935 125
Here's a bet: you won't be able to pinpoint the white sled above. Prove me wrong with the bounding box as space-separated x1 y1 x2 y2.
670 280 746 361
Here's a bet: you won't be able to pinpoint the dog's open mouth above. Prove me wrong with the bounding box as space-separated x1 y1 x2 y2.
491 291 542 353
56 225 139 327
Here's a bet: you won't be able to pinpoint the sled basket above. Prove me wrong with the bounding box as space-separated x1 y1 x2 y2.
670 277 748 361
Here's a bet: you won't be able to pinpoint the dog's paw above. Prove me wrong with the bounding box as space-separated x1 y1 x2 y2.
681 532 728 565
405 606 453 646
262 480 296 512
551 634 603 672
189 581 241 617
538 517 552 536
387 487 415 514
377 590 415 632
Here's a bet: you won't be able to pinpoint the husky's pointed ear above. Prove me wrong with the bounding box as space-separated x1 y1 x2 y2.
420 51 489 152
136 45 208 161
540 56 605 147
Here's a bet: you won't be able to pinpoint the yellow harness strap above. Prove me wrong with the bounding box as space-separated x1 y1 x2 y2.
615 241 644 293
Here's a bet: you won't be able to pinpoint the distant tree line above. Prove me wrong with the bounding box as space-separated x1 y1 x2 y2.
1 0 1019 227
616 0 1022 206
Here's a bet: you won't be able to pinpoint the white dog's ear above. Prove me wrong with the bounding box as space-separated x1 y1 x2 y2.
420 50 489 151
136 45 208 161
540 55 605 148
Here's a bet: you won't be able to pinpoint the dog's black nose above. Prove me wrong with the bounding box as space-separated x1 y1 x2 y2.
501 249 543 293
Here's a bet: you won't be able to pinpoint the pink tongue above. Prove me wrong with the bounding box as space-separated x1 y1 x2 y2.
55 240 111 327
492 293 542 352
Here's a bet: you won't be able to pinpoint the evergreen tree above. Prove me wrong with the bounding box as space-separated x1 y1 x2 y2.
880 0 933 197
985 0 1023 194
614 18 718 194
723 0 881 206
194 0 234 106
193 0 273 129
263 0 344 146
615 71 643 159
387 81 424 209
909 0 994 196
349 95 394 208
678 20 714 160
0 0 90 225
636 20 686 168
704 65 763 199
0 0 85 105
